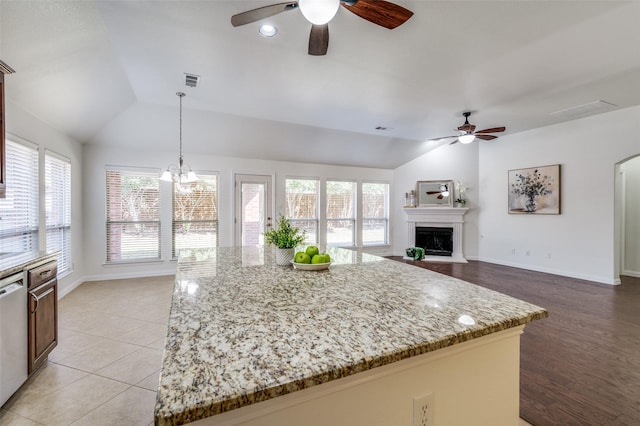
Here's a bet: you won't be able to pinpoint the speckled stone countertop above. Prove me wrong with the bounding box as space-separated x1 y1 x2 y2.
0 251 58 279
154 247 547 426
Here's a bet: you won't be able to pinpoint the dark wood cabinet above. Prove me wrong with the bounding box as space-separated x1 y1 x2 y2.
27 260 58 374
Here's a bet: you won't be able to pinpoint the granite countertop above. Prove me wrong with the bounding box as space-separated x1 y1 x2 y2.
154 247 548 426
0 251 58 279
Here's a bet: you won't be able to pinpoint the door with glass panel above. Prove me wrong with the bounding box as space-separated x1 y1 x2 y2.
234 174 273 246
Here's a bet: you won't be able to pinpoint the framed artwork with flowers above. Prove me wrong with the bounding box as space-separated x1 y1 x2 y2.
508 164 561 214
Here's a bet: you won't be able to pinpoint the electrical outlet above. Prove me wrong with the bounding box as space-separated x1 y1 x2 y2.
511 248 516 255
546 252 552 259
525 250 531 256
413 392 433 426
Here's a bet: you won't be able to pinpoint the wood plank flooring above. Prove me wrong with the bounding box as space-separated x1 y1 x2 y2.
387 258 640 426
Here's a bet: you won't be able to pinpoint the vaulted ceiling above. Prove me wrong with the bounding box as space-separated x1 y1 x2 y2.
2 1 639 168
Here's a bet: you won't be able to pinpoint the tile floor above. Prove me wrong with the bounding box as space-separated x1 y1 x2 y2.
0 275 174 426
1 274 535 426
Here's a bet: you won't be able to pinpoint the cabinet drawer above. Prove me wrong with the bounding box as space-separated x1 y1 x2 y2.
28 261 57 289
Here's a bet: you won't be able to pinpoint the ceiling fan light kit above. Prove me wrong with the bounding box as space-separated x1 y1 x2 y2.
299 0 340 25
458 134 476 144
231 0 413 56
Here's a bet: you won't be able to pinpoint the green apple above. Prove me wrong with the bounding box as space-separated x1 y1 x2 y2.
322 253 331 263
305 245 320 258
311 254 325 264
295 252 311 264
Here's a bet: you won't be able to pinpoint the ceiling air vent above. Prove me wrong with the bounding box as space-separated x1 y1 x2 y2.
550 100 617 120
0 60 16 74
184 73 200 88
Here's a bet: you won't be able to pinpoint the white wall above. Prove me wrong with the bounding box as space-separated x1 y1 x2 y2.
392 141 480 259
478 105 640 285
622 156 640 276
82 144 393 280
5 100 85 296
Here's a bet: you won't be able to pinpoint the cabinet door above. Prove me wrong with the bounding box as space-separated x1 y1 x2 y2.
1 72 5 198
28 280 58 374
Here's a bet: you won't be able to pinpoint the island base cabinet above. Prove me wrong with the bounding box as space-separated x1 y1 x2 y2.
27 261 58 375
190 327 523 426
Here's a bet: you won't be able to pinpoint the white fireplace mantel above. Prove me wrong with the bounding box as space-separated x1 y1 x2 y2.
403 207 469 263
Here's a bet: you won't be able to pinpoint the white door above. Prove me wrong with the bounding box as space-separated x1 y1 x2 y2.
234 174 273 246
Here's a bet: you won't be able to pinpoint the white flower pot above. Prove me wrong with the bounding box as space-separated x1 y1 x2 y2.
275 248 295 266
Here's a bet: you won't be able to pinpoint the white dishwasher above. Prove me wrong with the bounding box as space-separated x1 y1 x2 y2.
0 272 28 407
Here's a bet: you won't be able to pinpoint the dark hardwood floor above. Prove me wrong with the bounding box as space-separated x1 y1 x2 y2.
387 257 640 426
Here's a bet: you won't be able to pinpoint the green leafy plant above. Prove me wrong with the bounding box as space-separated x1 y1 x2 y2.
263 216 306 249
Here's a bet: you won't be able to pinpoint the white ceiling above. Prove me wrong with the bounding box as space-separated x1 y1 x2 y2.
2 1 639 169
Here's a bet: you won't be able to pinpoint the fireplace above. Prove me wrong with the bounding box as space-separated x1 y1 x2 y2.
416 227 453 256
403 207 468 263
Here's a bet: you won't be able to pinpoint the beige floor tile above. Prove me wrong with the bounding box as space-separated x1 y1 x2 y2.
135 369 161 391
54 339 141 372
2 362 88 406
48 331 110 363
6 375 128 425
114 322 169 346
0 409 41 425
95 347 163 385
69 386 156 426
146 336 167 350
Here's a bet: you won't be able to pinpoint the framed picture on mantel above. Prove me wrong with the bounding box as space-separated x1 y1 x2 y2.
416 180 454 207
508 164 561 214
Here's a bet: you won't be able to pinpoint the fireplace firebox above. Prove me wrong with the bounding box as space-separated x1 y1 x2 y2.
415 227 453 256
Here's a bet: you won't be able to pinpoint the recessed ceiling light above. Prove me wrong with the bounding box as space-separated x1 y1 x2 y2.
259 24 277 37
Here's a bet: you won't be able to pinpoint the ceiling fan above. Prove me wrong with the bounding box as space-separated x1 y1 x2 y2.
231 0 413 56
436 112 506 145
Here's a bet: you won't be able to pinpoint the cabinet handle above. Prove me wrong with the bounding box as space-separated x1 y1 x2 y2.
30 287 54 313
30 292 39 314
39 269 52 276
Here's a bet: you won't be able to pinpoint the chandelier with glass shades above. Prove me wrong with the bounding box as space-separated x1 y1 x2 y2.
160 92 197 184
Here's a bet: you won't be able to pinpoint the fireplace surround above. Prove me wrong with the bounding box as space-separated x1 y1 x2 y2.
403 207 468 263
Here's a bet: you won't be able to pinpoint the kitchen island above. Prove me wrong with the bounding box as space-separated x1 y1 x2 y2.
154 247 547 426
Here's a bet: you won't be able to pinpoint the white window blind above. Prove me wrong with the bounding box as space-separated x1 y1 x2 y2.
45 151 71 275
326 180 355 246
362 182 389 245
106 168 160 262
0 139 39 257
285 178 319 245
172 174 218 257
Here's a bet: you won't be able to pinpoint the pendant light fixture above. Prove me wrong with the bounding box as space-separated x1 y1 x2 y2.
160 92 197 184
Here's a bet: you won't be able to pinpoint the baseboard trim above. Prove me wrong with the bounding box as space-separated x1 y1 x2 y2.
622 269 640 278
477 256 619 286
57 269 176 300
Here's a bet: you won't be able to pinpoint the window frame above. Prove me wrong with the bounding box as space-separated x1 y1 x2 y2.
105 166 162 264
171 172 219 258
285 177 320 245
45 149 72 276
326 179 356 247
361 181 390 246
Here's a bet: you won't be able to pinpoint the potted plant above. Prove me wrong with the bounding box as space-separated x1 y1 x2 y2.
264 215 307 265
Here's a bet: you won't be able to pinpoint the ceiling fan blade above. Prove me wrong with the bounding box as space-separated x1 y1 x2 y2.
342 0 413 29
476 127 506 134
457 124 476 133
476 134 498 141
231 2 298 27
449 139 460 145
308 24 329 56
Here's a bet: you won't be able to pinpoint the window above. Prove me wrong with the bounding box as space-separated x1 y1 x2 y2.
45 151 71 275
172 174 218 257
326 180 355 246
0 139 39 257
285 178 319 245
106 168 160 262
362 182 389 245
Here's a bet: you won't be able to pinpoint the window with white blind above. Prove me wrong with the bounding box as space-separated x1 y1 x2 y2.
45 151 71 275
362 182 389 245
106 168 160 262
172 174 218 257
0 139 39 258
285 178 319 245
326 180 355 246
